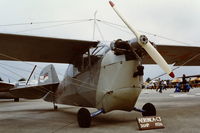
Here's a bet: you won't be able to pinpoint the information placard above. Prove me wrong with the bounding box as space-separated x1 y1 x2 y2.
136 116 164 130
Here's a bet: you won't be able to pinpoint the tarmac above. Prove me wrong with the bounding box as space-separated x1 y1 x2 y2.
0 88 200 133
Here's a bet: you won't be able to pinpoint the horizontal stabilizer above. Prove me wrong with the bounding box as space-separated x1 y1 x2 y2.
142 45 200 66
10 83 59 99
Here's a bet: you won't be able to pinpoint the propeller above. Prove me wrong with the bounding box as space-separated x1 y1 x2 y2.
109 1 175 78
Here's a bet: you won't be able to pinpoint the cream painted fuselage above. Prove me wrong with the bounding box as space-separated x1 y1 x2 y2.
54 50 143 113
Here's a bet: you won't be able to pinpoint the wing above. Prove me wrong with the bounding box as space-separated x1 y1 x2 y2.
0 92 18 99
0 82 14 92
142 45 200 66
178 74 200 78
0 33 99 63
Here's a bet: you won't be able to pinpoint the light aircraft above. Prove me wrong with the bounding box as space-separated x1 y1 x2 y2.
0 1 200 128
0 66 38 101
0 78 38 101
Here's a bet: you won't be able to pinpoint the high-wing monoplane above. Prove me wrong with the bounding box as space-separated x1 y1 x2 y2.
0 1 200 128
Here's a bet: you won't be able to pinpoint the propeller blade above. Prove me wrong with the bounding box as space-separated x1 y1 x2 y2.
109 1 175 78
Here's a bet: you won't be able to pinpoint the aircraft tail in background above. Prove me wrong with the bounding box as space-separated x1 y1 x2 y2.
38 64 59 85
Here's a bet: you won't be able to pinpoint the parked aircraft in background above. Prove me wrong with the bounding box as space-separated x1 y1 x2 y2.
0 82 17 101
0 1 199 128
0 79 38 101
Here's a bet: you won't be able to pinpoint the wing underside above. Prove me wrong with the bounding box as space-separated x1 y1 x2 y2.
0 82 14 92
0 33 99 64
142 45 200 66
0 33 199 66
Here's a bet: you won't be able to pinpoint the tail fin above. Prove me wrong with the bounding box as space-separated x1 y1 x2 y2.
38 64 59 85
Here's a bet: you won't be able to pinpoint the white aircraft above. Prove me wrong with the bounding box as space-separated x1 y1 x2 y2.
0 1 199 128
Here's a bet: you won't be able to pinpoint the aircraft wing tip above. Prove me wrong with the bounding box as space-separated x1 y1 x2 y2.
169 72 175 78
109 1 115 7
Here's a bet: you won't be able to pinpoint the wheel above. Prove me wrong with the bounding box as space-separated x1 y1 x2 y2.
77 108 91 128
14 98 19 102
54 105 58 110
142 103 156 116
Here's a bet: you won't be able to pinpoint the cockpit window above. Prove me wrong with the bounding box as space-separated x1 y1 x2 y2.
91 43 110 56
66 44 109 78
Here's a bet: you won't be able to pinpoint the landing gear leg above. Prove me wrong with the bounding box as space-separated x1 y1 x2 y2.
52 94 58 110
133 103 156 116
53 102 58 110
77 108 104 128
14 98 19 102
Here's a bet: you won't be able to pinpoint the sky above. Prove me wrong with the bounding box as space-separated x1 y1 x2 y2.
0 0 199 82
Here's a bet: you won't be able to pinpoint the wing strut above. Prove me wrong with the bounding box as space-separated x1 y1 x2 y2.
26 65 37 85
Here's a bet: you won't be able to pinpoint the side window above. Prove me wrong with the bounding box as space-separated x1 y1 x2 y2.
65 45 109 77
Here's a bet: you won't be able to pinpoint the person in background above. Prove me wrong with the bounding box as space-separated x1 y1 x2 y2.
158 79 164 93
163 80 167 90
182 74 187 92
156 78 160 91
156 78 164 93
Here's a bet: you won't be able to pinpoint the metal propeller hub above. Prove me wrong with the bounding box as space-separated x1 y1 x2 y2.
139 35 148 45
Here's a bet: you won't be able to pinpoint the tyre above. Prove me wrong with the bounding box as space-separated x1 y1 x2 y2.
77 108 91 128
142 103 156 116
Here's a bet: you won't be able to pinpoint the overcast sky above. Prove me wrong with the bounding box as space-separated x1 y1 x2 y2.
0 0 199 82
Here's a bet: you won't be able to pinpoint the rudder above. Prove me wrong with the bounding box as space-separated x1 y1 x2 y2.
38 64 59 85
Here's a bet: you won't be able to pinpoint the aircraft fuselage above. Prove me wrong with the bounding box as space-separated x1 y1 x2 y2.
54 48 143 113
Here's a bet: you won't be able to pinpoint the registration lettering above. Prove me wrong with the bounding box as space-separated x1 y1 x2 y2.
140 123 149 128
137 116 164 130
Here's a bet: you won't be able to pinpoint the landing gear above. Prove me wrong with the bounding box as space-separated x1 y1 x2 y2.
14 98 19 102
77 108 91 128
54 104 58 110
133 103 156 116
53 102 58 110
77 108 104 128
142 103 156 116
52 94 58 110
